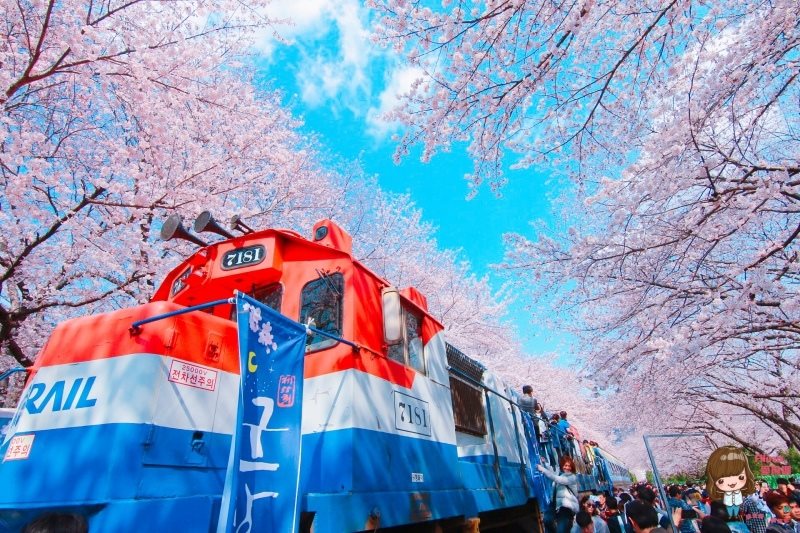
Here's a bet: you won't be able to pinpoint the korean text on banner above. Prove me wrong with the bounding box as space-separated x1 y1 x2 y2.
217 293 307 533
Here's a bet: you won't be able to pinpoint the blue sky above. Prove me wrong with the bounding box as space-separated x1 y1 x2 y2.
254 0 564 355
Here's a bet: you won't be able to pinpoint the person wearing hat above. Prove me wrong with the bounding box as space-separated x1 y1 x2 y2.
686 488 711 517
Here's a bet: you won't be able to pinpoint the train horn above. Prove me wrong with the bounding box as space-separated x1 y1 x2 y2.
160 214 208 247
230 214 254 235
194 211 234 239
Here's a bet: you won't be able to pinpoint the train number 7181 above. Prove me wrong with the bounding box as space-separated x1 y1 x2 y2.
393 391 431 437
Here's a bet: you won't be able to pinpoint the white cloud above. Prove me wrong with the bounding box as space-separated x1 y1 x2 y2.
366 65 425 139
254 0 426 141
258 0 374 113
269 0 333 31
254 0 336 56
298 57 349 107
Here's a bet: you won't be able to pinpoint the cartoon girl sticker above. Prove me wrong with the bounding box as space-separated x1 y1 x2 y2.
706 446 756 517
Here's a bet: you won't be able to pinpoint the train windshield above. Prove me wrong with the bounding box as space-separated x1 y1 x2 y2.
300 273 343 351
229 283 282 320
253 283 283 311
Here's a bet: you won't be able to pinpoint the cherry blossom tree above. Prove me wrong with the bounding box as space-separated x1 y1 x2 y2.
0 0 539 425
0 0 341 369
371 0 799 452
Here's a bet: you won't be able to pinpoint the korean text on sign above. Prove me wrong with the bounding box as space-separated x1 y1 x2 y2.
4 434 34 461
168 360 218 391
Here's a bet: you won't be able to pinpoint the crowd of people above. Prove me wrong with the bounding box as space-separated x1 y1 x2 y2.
536 453 800 533
519 385 601 474
518 385 800 533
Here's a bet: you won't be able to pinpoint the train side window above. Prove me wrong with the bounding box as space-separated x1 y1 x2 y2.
406 312 424 373
448 376 487 437
445 343 487 436
385 306 425 374
300 273 343 352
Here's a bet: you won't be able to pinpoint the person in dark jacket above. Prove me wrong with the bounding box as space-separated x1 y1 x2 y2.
638 486 671 530
23 513 88 533
702 517 733 533
789 500 800 533
606 497 627 533
626 501 670 533
572 510 611 533
668 485 704 533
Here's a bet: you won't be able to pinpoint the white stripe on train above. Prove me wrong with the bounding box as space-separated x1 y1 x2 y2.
10 350 523 464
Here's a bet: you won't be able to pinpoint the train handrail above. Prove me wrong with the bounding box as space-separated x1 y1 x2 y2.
129 298 235 333
128 294 361 350
483 387 506 500
447 366 622 493
0 367 27 382
448 365 540 493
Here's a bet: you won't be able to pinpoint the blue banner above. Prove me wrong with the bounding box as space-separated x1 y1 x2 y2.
217 293 308 533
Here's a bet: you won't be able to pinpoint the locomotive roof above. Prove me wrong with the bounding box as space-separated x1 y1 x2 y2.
152 219 444 329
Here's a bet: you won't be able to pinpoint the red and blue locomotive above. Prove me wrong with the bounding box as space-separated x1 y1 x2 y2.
0 215 629 531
